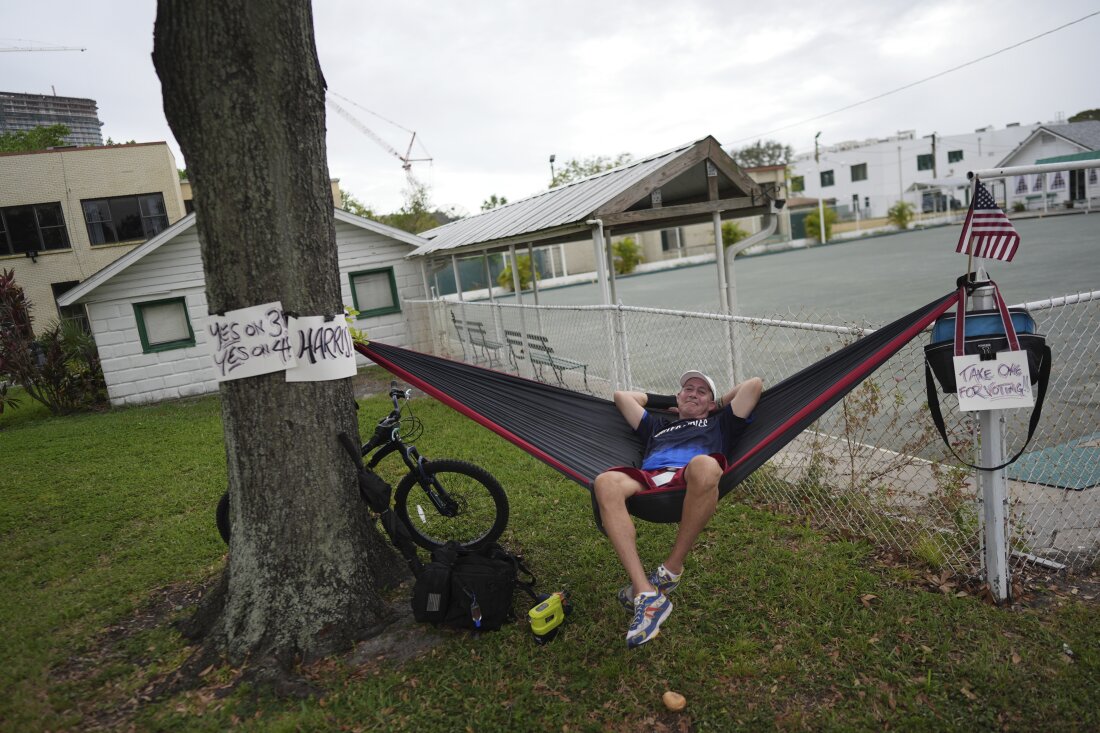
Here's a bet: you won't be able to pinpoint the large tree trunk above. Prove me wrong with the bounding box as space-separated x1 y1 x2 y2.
153 1 401 667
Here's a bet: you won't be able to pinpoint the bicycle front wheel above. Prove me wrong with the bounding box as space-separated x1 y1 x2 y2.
394 459 509 551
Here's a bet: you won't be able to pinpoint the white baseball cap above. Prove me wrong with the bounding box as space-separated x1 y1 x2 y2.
680 370 717 397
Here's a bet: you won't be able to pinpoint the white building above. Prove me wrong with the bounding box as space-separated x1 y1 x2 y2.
788 123 1042 233
997 121 1100 211
57 210 430 406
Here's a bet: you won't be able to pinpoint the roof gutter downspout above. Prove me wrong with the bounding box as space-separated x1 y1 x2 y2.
724 207 778 317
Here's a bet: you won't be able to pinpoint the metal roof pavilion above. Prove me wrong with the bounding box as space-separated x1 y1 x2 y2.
411 135 781 258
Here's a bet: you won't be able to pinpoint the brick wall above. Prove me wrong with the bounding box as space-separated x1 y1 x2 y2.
0 143 185 333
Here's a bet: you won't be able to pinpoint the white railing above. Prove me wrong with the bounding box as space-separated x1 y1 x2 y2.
405 290 1100 578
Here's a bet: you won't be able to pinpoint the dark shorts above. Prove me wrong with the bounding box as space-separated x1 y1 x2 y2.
606 411 749 494
605 453 729 494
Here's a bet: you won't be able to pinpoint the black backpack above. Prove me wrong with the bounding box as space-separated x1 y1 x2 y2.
411 541 537 631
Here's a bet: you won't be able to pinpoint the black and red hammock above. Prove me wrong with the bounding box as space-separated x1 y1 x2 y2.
357 291 959 525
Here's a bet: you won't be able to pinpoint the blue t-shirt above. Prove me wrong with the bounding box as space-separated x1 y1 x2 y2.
636 407 745 470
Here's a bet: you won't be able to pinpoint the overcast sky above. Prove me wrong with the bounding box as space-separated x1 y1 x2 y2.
4 1 1098 216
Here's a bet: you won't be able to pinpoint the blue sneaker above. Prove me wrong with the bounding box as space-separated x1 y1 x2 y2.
626 591 672 649
617 565 682 613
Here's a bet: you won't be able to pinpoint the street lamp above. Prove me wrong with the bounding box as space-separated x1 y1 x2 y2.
549 154 556 185
815 132 826 244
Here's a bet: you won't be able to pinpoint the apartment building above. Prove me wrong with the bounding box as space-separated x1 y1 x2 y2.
0 142 187 334
0 91 104 147
787 123 1042 232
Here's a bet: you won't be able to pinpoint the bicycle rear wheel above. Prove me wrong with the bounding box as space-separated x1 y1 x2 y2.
394 459 508 551
216 490 231 544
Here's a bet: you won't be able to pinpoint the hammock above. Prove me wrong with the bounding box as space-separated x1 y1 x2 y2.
357 291 959 525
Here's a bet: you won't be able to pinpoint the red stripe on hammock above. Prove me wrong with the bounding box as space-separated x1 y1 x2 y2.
726 290 959 476
357 342 591 486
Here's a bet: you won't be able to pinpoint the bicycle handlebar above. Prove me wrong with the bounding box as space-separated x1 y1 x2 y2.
389 380 411 409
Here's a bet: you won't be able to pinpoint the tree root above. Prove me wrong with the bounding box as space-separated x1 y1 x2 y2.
151 556 414 703
176 568 228 642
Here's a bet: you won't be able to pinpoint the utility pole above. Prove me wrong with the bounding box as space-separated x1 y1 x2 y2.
897 145 904 201
549 154 556 185
815 131 826 244
0 46 86 52
931 132 937 179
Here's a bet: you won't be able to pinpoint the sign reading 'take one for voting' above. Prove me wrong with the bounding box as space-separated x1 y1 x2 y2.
953 350 1034 412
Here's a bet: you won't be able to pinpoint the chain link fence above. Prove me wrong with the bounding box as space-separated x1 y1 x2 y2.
405 290 1099 578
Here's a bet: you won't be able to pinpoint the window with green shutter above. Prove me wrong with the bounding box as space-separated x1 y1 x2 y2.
134 297 195 353
349 268 401 317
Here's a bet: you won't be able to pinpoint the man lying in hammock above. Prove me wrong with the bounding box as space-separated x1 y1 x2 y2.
593 370 763 649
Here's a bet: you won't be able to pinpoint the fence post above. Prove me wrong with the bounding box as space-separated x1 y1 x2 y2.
972 283 1011 602
604 308 620 391
615 301 632 389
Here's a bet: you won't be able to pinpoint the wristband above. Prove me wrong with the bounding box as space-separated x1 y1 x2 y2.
645 392 677 410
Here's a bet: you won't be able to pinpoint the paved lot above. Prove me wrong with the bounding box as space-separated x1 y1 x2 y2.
517 213 1100 322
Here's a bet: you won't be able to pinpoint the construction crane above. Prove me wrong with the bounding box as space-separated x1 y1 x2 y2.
0 46 86 52
325 92 431 184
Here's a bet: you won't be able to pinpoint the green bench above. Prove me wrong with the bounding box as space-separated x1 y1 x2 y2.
504 330 589 390
451 312 503 367
1023 192 1059 209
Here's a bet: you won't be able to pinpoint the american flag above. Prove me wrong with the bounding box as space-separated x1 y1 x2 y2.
955 180 1021 261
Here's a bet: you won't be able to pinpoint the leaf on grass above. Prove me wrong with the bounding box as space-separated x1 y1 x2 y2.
860 593 878 608
1011 652 1021 665
960 686 977 701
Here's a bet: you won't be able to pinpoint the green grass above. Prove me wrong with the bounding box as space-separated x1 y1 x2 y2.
1 392 1097 731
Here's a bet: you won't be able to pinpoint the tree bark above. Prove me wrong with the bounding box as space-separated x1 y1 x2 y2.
153 0 401 666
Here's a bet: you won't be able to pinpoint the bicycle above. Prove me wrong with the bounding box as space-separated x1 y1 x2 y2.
216 382 509 552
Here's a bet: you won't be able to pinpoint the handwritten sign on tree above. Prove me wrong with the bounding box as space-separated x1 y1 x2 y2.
953 350 1034 411
284 314 357 382
207 302 295 381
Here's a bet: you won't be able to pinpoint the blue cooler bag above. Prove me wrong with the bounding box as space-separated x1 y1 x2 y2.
923 281 1051 471
924 307 1045 393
